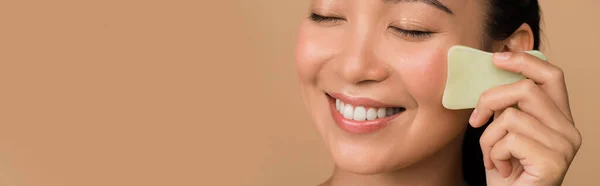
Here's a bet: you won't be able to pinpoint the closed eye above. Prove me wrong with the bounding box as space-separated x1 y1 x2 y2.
309 13 345 23
389 27 434 39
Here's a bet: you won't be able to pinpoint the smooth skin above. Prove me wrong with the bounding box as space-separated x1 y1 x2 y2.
294 0 582 185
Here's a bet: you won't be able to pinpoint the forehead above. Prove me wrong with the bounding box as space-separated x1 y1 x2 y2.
311 0 483 15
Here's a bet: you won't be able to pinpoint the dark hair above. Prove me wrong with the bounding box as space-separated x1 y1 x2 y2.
462 1 542 185
483 0 542 50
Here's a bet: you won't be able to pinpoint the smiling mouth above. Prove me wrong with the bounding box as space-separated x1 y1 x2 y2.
326 93 405 134
326 93 405 121
335 98 405 121
326 94 406 116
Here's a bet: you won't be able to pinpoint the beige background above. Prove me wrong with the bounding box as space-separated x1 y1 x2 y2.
0 0 598 185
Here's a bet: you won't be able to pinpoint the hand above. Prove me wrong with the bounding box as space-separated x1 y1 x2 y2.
468 52 582 186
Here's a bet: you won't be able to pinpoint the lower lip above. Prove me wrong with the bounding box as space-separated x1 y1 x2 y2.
328 98 401 134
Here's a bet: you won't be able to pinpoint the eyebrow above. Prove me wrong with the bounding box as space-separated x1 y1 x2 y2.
383 0 454 15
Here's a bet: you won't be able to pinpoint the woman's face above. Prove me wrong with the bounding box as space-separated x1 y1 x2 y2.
295 0 489 174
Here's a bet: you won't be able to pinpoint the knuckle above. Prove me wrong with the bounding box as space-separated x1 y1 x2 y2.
479 90 493 104
548 66 565 80
479 131 498 149
479 134 491 147
572 128 583 150
519 79 538 93
489 149 501 160
556 138 575 160
503 107 520 123
506 133 519 144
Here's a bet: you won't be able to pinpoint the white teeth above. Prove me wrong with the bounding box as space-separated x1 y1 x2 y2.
377 108 387 118
343 105 354 119
353 106 367 121
334 99 403 121
366 108 377 120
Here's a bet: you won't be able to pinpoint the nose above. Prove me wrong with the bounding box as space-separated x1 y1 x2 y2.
335 33 390 85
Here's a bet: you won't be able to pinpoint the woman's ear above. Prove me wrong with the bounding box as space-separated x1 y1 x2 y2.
492 23 535 52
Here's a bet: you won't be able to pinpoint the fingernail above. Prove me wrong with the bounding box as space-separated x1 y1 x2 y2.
493 52 512 61
469 108 478 124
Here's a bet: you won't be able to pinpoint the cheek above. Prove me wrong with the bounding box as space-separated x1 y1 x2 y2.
399 49 448 105
294 23 339 84
294 37 318 83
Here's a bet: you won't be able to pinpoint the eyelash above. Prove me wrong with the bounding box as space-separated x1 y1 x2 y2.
309 13 344 22
389 27 434 39
309 13 434 39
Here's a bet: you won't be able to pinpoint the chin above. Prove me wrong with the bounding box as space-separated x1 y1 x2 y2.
325 136 422 175
317 110 471 177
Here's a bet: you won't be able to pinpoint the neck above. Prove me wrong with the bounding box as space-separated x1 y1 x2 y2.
322 135 466 186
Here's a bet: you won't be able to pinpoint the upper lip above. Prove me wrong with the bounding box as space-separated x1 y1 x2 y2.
328 93 400 108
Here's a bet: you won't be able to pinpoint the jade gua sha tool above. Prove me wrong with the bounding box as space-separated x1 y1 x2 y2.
442 45 547 110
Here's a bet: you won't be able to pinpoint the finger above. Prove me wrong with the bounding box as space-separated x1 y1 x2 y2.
484 111 504 170
480 108 577 170
493 105 518 120
492 52 572 121
489 133 567 179
488 134 513 178
469 79 575 143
